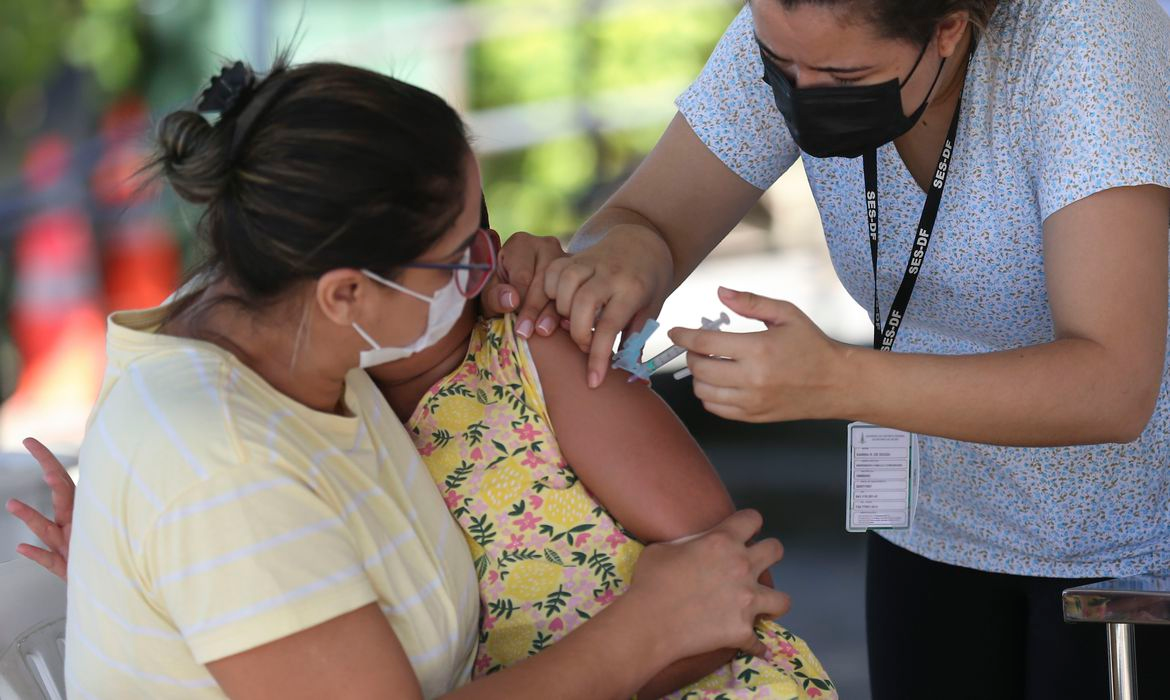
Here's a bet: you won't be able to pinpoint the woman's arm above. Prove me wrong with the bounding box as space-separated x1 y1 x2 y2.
207 595 671 700
7 440 788 700
207 510 786 700
672 185 1170 446
525 328 777 698
569 113 764 291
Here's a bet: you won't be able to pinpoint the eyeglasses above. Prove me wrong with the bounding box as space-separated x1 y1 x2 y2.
403 227 498 299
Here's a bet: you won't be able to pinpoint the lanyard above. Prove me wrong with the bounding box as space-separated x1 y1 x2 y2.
863 96 962 352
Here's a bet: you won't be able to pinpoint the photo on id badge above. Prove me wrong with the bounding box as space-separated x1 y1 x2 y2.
846 423 919 533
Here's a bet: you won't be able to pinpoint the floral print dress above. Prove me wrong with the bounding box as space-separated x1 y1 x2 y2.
407 315 836 699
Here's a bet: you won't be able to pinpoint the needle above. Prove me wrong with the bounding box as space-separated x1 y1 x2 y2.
627 312 731 382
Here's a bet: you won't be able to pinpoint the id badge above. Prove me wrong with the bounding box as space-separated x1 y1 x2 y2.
846 422 918 532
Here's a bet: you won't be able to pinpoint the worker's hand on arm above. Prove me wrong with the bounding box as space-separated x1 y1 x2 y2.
553 112 767 388
545 224 675 388
477 222 675 389
483 114 767 390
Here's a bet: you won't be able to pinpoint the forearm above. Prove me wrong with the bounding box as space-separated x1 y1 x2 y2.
637 649 736 700
442 593 673 700
569 205 716 292
569 113 763 290
835 338 1160 446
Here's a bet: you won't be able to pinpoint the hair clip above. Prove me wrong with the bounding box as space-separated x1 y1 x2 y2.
196 61 256 116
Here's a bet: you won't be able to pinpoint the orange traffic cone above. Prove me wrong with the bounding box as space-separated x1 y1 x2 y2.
1 135 107 452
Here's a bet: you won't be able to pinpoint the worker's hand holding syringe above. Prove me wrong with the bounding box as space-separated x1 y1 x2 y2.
612 312 732 382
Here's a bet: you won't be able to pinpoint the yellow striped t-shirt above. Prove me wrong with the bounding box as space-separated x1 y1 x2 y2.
65 305 479 699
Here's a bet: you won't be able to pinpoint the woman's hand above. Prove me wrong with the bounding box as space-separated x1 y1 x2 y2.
545 224 674 388
5 438 76 580
668 287 849 423
627 508 789 661
479 231 568 339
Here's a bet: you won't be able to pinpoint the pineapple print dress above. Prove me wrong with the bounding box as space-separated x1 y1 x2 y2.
406 315 836 699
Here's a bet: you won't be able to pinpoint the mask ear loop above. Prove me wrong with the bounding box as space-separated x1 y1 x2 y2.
290 300 313 370
361 269 435 303
915 55 947 103
901 35 948 118
351 321 380 350
899 37 933 87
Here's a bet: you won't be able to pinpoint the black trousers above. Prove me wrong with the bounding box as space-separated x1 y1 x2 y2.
866 532 1170 700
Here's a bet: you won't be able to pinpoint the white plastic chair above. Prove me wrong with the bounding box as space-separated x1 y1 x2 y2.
0 557 67 700
1 451 69 700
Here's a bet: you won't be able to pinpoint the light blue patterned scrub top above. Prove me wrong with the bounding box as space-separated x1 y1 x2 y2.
677 0 1170 578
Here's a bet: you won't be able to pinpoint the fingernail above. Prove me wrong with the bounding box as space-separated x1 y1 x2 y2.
503 290 518 308
588 371 600 389
537 317 556 336
560 319 571 330
517 319 534 338
718 286 738 299
5 500 15 513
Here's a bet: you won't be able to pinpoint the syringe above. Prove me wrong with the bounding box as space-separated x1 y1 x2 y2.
639 312 731 381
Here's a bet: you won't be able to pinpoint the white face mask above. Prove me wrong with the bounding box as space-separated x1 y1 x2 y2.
352 268 466 368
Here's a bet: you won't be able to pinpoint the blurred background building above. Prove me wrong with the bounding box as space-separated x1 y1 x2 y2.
12 1 1167 697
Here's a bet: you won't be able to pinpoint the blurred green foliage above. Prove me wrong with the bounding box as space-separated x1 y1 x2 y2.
469 0 737 238
0 0 737 240
0 0 145 102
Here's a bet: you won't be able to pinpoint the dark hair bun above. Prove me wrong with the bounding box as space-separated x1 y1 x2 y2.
150 57 470 303
156 109 229 204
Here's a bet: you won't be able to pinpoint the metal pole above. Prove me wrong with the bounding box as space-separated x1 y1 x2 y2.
1107 622 1137 700
246 0 274 70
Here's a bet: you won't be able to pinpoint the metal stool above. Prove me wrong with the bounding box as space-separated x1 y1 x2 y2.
1063 572 1170 700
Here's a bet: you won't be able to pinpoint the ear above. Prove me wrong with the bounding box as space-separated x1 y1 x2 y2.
936 13 970 59
316 268 368 327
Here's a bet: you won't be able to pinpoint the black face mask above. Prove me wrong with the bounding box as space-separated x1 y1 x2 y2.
761 41 945 159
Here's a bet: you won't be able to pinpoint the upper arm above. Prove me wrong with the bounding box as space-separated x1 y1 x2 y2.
524 328 734 543
1044 185 1170 409
595 114 766 284
207 603 423 700
583 6 792 282
1027 0 1170 222
1031 2 1170 418
149 472 422 698
144 470 379 667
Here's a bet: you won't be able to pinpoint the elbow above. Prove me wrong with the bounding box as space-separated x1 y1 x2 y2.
1110 409 1155 445
1106 385 1159 444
